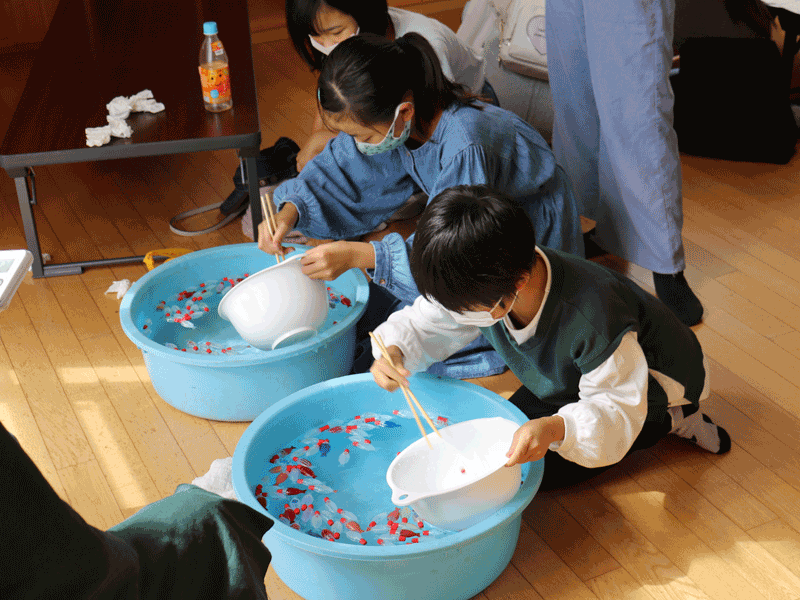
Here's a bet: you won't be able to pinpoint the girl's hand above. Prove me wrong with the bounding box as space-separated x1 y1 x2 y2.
257 203 299 257
370 345 410 392
505 416 565 467
300 241 375 280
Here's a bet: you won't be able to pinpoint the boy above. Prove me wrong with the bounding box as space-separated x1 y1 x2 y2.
370 185 730 490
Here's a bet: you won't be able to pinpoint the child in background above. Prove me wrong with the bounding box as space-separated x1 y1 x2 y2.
286 0 493 170
258 32 582 380
369 185 730 490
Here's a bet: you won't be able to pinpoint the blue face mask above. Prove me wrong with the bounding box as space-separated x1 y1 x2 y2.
355 104 412 156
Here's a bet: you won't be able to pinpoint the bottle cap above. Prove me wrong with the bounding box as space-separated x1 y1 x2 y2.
203 21 218 35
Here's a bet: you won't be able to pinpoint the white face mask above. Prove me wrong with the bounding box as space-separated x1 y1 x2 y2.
451 293 518 328
308 27 359 55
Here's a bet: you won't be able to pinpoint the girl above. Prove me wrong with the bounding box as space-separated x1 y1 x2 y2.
260 32 583 379
286 0 493 170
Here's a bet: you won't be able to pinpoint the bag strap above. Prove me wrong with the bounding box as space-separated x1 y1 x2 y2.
169 201 247 236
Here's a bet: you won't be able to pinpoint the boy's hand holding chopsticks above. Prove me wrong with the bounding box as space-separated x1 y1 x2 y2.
370 342 410 392
370 331 440 448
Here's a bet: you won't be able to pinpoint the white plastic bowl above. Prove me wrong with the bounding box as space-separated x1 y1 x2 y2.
386 417 522 531
218 254 328 350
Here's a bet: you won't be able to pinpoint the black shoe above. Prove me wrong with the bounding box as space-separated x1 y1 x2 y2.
654 271 704 326
583 228 608 259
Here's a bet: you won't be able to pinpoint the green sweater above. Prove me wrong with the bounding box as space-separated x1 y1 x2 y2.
481 247 706 424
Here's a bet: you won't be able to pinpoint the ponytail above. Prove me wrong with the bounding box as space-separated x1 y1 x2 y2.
318 33 480 130
394 33 480 125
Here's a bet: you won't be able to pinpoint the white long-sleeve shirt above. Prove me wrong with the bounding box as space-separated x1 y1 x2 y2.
372 248 709 468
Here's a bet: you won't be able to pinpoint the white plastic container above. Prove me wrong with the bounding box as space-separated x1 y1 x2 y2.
218 254 328 350
386 417 522 531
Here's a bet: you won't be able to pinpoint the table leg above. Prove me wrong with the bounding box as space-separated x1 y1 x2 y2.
14 173 63 278
11 167 144 278
245 155 263 243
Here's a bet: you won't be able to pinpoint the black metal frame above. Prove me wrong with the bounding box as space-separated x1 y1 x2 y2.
2 144 262 279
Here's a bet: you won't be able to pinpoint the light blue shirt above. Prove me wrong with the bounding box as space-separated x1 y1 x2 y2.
274 101 583 304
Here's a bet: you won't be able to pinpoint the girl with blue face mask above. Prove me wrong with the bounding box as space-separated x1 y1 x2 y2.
258 32 583 381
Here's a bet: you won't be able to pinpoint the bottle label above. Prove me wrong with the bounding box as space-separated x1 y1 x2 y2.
199 64 232 105
212 40 225 57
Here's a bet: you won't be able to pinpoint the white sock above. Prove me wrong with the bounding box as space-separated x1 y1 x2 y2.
668 407 731 454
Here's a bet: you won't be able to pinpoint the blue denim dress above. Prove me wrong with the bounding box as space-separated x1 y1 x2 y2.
274 101 583 379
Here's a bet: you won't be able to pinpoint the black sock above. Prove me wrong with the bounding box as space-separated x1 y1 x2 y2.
669 408 732 454
653 271 703 326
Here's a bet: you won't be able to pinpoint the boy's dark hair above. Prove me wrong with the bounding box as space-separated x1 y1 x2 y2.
411 185 538 313
286 0 390 71
317 33 480 133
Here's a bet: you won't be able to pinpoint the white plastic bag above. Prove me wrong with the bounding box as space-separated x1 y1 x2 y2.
191 457 237 500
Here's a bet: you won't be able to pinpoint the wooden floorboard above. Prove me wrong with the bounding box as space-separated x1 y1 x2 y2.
2 8 800 599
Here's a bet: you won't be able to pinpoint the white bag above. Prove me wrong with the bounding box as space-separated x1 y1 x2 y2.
458 0 547 81
498 0 548 81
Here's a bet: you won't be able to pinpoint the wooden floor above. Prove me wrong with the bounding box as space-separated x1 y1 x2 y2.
3 28 800 600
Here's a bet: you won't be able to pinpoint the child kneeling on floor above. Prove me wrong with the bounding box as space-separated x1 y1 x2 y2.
370 185 730 490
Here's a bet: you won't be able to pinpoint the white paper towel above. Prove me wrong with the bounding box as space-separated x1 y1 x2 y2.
104 279 131 299
191 457 237 500
87 89 165 147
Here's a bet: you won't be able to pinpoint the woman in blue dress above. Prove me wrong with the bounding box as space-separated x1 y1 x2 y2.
259 32 583 379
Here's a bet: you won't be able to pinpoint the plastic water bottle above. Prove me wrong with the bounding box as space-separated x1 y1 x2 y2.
199 21 233 112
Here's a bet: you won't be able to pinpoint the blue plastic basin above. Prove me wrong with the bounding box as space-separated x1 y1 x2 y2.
232 373 543 600
119 244 369 421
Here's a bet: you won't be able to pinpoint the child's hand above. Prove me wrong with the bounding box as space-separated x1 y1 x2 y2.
370 345 410 392
257 203 299 258
505 416 565 467
300 241 375 280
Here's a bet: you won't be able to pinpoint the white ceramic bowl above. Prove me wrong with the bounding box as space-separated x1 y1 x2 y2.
386 417 522 531
218 254 328 350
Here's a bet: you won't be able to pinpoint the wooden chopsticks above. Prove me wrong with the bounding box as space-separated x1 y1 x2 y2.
259 190 283 263
369 331 440 448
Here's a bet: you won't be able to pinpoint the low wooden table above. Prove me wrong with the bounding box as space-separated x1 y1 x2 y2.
0 0 264 278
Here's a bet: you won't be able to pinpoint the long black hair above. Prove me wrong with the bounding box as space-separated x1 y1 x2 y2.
411 185 537 313
317 33 479 133
286 0 390 71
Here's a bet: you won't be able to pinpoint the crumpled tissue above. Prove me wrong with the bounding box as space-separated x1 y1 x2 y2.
191 457 237 500
86 89 165 147
106 116 133 138
104 279 131 300
86 126 112 147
